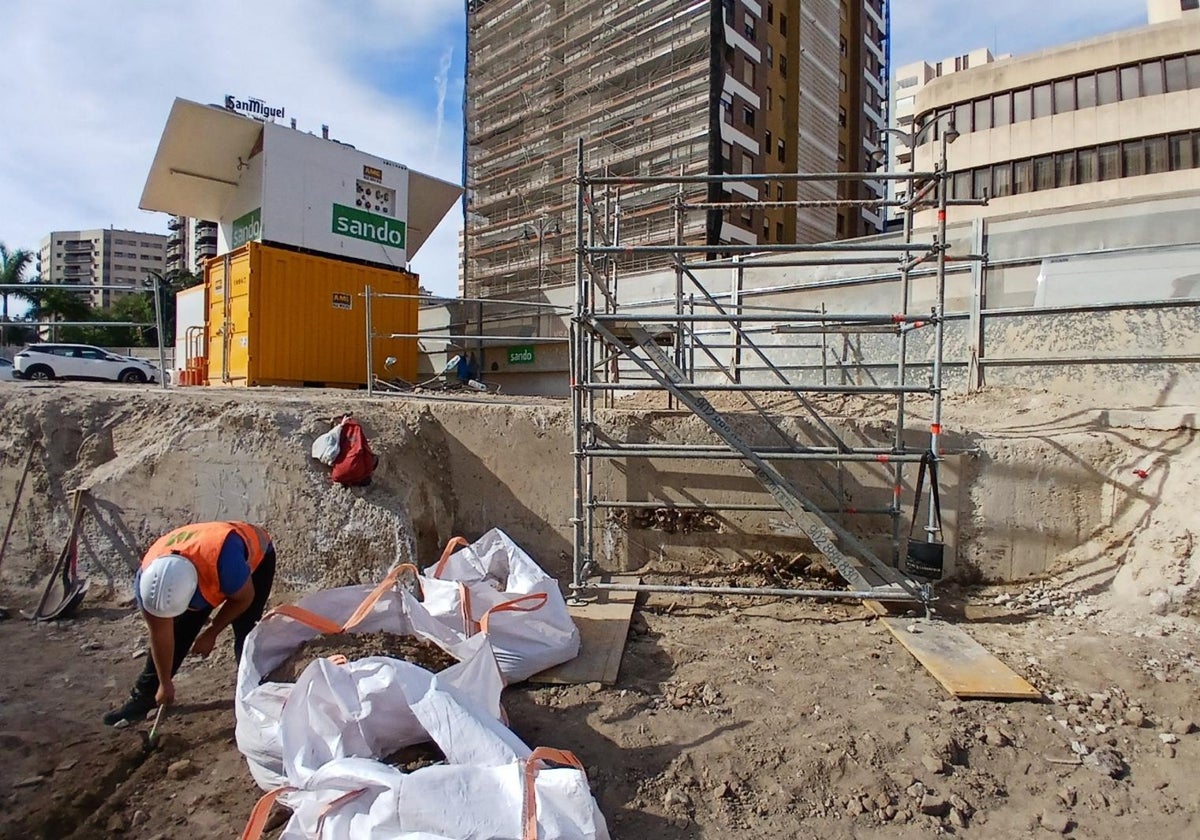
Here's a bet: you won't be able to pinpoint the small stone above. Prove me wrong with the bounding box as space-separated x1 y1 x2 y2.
983 726 1010 747
921 754 949 775
14 776 45 788
132 648 148 659
712 781 732 801
1125 708 1147 728
1159 733 1179 745
1148 590 1171 615
1164 744 1176 759
1170 718 1196 736
80 641 102 651
663 787 689 809
586 682 602 692
55 760 78 772
166 759 194 780
1057 787 1077 807
938 699 961 713
906 781 927 799
1039 811 1071 834
919 794 949 817
950 808 969 828
948 794 974 816
131 810 149 827
874 792 891 809
107 813 126 833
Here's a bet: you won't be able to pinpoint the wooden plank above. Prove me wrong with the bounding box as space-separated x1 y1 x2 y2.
529 576 639 686
881 616 1042 700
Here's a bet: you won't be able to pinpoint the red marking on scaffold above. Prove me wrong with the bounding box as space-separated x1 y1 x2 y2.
875 454 890 463
893 485 903 499
931 423 943 435
938 210 946 222
1132 469 1149 479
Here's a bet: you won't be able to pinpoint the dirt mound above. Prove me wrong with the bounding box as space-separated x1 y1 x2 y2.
264 631 457 683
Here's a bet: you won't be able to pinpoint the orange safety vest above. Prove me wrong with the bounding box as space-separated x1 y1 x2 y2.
141 521 271 609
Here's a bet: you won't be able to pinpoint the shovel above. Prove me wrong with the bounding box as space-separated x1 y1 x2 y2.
141 704 168 753
31 489 89 622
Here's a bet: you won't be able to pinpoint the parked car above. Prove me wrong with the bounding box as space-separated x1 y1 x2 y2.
0 358 14 380
13 344 159 384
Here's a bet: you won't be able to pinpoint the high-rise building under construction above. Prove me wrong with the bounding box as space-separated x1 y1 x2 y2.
463 0 889 298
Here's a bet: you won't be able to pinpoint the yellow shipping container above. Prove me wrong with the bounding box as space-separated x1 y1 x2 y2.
204 242 418 387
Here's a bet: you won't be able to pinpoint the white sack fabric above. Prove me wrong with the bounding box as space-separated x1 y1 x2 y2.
422 528 581 683
311 418 345 465
235 567 493 791
241 676 609 840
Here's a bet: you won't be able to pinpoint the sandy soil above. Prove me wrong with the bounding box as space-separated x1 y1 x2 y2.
0 381 1198 838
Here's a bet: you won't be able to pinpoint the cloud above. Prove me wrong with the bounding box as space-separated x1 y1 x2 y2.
434 45 456 154
0 0 465 295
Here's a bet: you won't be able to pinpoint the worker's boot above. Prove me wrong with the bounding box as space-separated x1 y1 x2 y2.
102 693 156 727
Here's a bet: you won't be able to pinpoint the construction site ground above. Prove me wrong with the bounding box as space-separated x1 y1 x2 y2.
1 381 1198 839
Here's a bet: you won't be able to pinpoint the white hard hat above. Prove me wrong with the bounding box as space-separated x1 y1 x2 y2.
139 554 198 618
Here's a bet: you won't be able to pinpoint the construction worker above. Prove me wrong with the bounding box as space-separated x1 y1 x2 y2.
102 521 276 727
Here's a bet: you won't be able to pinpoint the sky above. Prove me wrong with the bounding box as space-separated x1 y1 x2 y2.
0 1 1154 297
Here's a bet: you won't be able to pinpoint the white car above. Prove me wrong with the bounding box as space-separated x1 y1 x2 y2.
13 344 159 384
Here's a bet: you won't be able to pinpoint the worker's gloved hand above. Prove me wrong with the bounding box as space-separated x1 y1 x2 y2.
156 680 175 706
191 625 219 658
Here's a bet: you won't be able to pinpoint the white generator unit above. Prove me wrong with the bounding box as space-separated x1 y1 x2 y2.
139 98 461 269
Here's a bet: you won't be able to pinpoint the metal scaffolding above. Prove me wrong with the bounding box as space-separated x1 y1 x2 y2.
570 137 985 609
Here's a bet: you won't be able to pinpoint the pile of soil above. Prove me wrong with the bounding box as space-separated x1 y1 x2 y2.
264 631 458 683
383 742 447 773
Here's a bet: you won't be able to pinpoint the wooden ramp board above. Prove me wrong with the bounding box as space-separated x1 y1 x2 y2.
529 576 639 686
882 617 1042 700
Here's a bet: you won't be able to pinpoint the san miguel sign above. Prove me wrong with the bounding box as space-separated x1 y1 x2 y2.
224 94 285 121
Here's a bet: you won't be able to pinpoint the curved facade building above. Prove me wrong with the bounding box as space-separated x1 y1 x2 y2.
911 2 1200 226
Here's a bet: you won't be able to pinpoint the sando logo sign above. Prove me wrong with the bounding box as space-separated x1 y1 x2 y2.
332 204 406 249
231 208 262 249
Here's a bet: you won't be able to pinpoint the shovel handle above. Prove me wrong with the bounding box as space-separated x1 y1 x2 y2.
149 703 168 741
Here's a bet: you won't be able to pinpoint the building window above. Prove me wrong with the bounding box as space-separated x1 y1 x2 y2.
778 138 786 162
992 163 1013 197
839 71 847 93
1120 65 1140 99
766 85 773 109
1053 79 1075 113
743 60 755 87
780 55 787 76
779 13 787 35
1055 151 1077 187
1077 147 1098 183
722 0 735 25
1098 143 1121 180
993 92 1011 126
743 106 755 127
1034 155 1055 191
954 102 972 133
973 98 992 131
765 130 772 151
776 184 784 200
1032 83 1052 119
776 221 784 240
1013 159 1033 194
1012 88 1032 122
1142 60 1165 95
1147 136 1169 173
767 3 774 24
1184 0 1199 11
1165 57 1189 92
1097 69 1119 105
721 93 733 124
838 106 847 127
840 37 847 57
1077 73 1097 108
1170 133 1195 169
1122 139 1146 177
766 45 773 67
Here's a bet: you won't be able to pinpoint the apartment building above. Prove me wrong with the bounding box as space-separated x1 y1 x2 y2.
887 47 1003 218
463 0 889 299
36 228 168 308
165 216 218 275
911 0 1200 226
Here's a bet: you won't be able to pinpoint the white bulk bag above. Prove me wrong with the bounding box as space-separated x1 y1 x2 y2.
311 418 346 466
236 565 479 790
422 528 581 683
279 634 504 787
242 675 609 840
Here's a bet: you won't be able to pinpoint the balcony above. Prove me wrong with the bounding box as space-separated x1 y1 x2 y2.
167 217 184 231
63 242 92 253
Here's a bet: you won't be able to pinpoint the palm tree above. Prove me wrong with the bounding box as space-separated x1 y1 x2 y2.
0 243 34 347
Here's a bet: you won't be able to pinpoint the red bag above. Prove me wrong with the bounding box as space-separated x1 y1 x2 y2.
330 417 378 486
